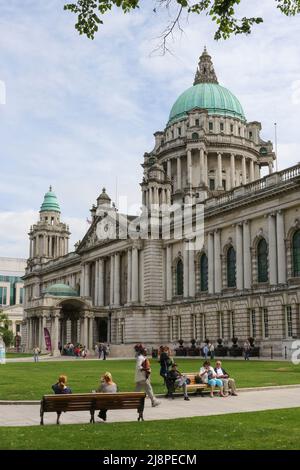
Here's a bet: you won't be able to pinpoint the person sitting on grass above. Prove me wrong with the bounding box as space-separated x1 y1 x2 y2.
214 360 238 396
97 372 117 422
199 360 225 398
166 363 190 401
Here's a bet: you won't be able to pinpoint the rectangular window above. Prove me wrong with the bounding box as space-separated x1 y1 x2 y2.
178 127 181 136
250 309 256 338
222 179 226 190
286 306 293 338
230 124 234 133
209 122 213 131
0 287 7 305
249 131 253 139
238 127 241 135
230 311 235 338
263 308 269 338
177 316 182 340
192 314 197 340
202 313 207 341
195 119 199 126
219 312 224 339
220 122 224 132
209 179 215 190
19 288 24 304
171 130 174 139
16 324 21 333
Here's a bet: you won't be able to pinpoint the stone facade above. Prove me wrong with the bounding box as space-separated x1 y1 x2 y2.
22 50 300 358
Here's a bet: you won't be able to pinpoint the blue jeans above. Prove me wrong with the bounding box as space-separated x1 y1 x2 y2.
34 354 39 362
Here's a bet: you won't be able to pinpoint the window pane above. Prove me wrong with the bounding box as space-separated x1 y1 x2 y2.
293 230 300 277
176 259 183 296
200 254 208 291
227 247 236 288
257 238 268 283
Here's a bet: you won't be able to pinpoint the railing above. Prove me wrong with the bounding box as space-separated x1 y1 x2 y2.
207 163 300 210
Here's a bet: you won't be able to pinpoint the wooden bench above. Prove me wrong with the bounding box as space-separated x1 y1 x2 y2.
40 392 146 425
167 372 211 396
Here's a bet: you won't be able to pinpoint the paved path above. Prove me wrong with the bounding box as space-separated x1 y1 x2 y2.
1 387 300 427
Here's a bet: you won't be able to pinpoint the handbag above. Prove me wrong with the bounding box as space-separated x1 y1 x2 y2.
194 375 203 384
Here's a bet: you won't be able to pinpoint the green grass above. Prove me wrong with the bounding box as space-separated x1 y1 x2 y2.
0 408 300 449
6 353 40 358
0 359 299 400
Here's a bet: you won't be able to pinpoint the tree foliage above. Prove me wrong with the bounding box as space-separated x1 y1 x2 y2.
0 312 12 347
64 0 300 48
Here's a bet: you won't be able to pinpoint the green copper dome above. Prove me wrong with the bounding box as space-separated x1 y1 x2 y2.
168 83 246 125
40 186 61 213
44 283 78 297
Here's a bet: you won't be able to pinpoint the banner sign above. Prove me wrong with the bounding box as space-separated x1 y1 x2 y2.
44 328 52 351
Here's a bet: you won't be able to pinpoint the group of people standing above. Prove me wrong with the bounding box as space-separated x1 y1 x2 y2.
95 343 109 360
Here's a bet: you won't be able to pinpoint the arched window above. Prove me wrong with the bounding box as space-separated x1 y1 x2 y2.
191 132 199 140
293 230 300 277
176 259 184 296
200 254 208 291
227 247 236 288
257 238 268 283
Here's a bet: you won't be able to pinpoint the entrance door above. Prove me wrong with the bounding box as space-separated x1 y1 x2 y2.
97 318 108 342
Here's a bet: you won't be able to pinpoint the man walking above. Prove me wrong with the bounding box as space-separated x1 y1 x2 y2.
135 347 161 407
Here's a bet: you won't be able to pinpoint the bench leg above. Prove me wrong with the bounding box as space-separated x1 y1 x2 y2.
138 410 144 422
40 412 44 425
56 412 62 425
90 410 95 424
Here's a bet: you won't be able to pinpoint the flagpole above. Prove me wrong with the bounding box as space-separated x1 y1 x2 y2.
274 122 278 172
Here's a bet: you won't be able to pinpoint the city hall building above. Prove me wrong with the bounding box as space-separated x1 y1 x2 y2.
23 48 300 357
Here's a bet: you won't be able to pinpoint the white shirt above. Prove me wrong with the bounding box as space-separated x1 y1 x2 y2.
199 366 215 383
215 367 224 377
135 354 146 382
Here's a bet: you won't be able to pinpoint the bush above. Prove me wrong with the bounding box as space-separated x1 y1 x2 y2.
1 329 14 347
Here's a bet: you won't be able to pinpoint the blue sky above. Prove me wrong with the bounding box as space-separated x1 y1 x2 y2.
1 0 300 257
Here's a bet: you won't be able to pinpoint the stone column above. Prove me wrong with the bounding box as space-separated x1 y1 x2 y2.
89 317 94 350
242 156 247 185
208 232 214 294
85 263 90 297
199 147 205 186
66 319 71 343
268 214 277 285
132 246 139 303
81 264 85 296
183 242 189 297
243 220 251 289
52 314 60 356
27 318 32 351
83 315 88 347
250 159 255 182
187 149 192 186
276 210 286 284
127 249 132 303
236 223 244 290
167 159 171 179
98 259 104 307
41 315 47 352
204 152 208 186
166 245 172 301
214 230 221 293
188 244 195 297
230 154 236 188
110 256 114 304
94 259 99 306
114 253 120 306
177 157 182 190
217 153 223 189
269 163 273 175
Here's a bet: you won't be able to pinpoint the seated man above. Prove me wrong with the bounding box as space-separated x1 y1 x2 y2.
166 363 190 401
214 360 238 396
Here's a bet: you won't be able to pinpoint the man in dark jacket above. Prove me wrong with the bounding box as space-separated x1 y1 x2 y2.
166 363 190 401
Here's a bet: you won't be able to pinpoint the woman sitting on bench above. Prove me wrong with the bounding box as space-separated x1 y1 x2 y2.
52 375 72 394
97 372 117 422
199 361 225 398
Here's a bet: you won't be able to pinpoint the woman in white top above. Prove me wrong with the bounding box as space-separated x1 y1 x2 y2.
199 360 225 397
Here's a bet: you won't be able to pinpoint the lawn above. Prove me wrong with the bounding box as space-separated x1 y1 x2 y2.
0 407 300 449
0 358 299 400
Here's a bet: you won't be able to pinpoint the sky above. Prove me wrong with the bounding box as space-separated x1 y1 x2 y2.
0 0 300 258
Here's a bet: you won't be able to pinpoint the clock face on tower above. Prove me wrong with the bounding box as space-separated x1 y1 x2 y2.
96 216 117 241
